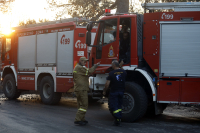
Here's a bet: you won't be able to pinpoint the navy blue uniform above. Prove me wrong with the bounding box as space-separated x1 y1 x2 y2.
107 69 127 119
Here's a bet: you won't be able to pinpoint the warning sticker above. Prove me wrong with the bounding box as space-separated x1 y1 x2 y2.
77 51 84 56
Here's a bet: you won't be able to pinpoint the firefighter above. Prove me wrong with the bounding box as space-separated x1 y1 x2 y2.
119 32 130 64
73 56 100 125
103 60 127 126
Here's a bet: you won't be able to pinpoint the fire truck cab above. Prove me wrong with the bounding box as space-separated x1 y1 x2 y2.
86 2 200 122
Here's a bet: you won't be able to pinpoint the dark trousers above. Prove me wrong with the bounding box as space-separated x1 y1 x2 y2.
109 91 124 119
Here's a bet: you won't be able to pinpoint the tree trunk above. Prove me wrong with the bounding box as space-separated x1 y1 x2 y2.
116 0 129 13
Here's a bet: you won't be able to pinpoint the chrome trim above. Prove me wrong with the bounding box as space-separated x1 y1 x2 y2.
18 72 35 74
159 23 162 77
159 21 200 24
98 64 111 67
180 102 200 104
35 63 56 67
130 65 138 67
56 31 58 72
57 76 73 78
158 101 178 103
158 101 200 104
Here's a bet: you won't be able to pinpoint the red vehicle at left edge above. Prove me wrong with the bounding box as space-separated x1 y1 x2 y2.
0 18 96 104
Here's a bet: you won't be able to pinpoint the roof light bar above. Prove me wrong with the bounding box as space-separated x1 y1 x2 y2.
105 9 111 13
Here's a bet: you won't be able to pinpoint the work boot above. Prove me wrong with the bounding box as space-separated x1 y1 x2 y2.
74 121 86 125
113 119 121 126
83 120 88 124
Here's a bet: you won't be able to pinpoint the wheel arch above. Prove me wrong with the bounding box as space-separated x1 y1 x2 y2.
123 67 156 102
36 73 54 91
37 73 61 105
2 66 17 86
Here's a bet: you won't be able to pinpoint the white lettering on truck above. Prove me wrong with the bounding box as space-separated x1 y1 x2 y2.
161 13 173 19
75 40 86 49
21 77 34 80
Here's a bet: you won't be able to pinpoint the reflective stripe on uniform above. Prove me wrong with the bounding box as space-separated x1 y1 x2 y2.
73 71 77 73
113 109 122 114
78 108 87 112
85 69 89 75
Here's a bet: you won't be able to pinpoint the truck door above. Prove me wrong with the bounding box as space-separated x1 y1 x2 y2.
1 37 12 65
94 18 119 65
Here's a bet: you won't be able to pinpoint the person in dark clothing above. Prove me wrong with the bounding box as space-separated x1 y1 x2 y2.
119 32 130 63
103 60 127 126
120 32 129 55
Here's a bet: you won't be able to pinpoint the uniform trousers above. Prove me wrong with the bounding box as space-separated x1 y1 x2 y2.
109 91 124 119
74 90 88 122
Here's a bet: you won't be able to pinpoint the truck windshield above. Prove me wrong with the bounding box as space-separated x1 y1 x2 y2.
1 38 11 61
6 38 11 52
98 18 117 46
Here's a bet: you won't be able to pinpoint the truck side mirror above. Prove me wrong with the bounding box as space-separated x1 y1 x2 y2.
86 31 91 46
86 22 93 31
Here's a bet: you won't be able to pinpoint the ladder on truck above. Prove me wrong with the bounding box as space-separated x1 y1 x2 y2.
142 2 200 12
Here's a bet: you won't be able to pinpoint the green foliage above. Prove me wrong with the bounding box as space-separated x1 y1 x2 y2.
0 0 15 13
18 19 49 26
47 0 117 21
129 0 145 13
39 18 49 23
18 19 36 26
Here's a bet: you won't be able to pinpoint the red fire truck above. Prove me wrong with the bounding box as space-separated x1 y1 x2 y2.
0 18 96 104
1 2 200 122
85 2 200 122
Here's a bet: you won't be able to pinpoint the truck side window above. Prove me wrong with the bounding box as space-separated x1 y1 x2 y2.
119 18 131 64
96 22 103 59
100 19 117 45
96 19 117 59
6 38 11 52
1 38 11 61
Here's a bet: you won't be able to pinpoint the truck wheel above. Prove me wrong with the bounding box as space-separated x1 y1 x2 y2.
3 74 21 99
108 82 148 122
40 76 61 105
122 82 148 122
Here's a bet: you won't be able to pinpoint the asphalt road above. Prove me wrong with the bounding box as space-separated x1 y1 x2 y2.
0 93 200 133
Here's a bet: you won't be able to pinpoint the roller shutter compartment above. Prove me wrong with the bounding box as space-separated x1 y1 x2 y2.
160 23 200 77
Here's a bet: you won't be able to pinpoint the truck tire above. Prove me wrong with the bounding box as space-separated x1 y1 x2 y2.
108 82 148 122
40 76 61 105
3 74 21 99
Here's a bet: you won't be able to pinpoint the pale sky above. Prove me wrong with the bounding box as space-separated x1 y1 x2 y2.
0 0 143 35
0 0 56 35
